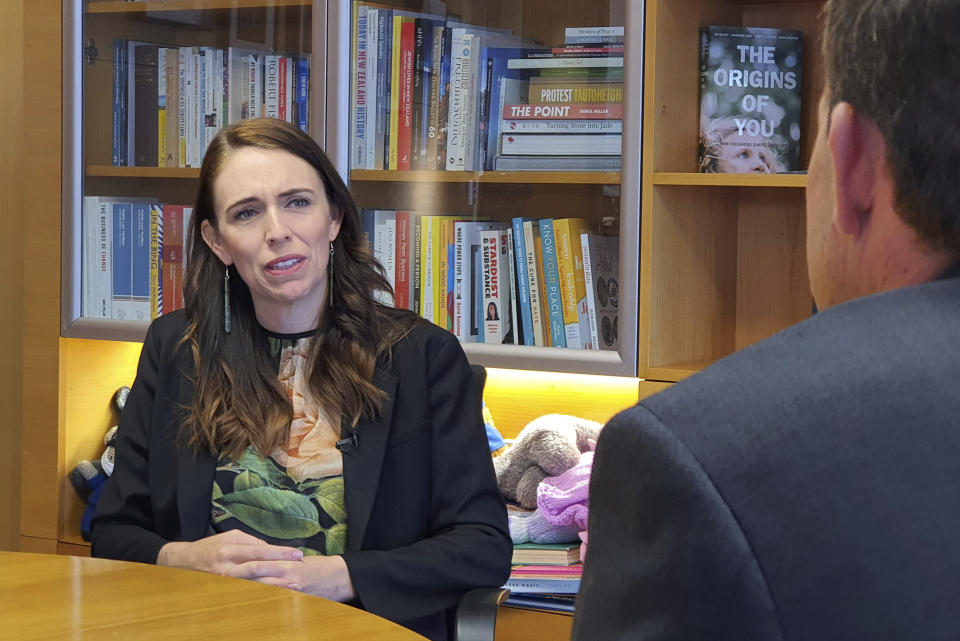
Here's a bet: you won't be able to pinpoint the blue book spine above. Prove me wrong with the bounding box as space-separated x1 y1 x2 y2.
538 218 566 348
378 10 393 169
447 242 456 331
112 203 133 318
132 203 151 298
512 217 534 346
359 209 376 250
297 57 309 132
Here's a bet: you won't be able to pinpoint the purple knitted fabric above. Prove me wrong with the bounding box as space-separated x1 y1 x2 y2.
537 451 594 531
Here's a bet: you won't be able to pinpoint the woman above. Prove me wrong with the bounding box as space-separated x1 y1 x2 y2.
91 118 512 640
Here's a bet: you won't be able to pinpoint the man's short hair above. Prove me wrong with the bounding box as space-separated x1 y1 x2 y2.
823 0 960 254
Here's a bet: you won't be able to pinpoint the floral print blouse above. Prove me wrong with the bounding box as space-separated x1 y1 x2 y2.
210 333 347 556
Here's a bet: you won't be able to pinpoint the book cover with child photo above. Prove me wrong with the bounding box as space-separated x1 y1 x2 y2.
698 25 803 174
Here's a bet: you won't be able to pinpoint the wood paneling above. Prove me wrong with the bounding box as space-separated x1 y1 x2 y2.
495 606 573 641
0 0 25 552
19 0 62 542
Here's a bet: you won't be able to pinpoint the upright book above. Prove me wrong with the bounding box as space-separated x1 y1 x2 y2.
698 25 803 173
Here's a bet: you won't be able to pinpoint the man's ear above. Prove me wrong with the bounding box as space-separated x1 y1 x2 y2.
828 102 887 239
200 219 233 266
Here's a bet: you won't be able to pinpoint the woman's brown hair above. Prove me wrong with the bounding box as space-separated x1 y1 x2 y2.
182 118 418 459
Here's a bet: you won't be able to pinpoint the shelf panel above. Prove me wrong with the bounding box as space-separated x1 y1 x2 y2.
350 169 621 185
652 172 807 188
86 0 311 14
87 166 201 178
645 360 717 383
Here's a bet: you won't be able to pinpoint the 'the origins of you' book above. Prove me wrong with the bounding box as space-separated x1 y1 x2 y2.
698 25 803 174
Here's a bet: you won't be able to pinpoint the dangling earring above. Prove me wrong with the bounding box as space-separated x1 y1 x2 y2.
224 267 232 334
328 242 335 307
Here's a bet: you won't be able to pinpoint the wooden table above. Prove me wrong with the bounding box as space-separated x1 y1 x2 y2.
0 552 427 640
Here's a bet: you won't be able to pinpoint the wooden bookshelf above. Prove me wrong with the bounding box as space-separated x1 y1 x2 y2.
351 169 621 185
86 0 312 14
652 172 806 188
87 166 201 178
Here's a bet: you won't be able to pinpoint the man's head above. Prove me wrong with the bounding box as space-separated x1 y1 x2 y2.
806 0 960 310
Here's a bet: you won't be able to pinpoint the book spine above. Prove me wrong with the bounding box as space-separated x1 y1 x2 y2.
563 34 625 45
112 40 126 166
420 215 433 322
161 205 184 314
134 44 160 167
445 28 467 171
365 8 379 167
395 211 410 309
527 83 624 105
388 15 402 170
178 47 188 166
112 203 133 320
523 220 546 347
352 4 368 168
461 35 480 171
279 56 289 122
131 203 151 322
480 229 501 343
377 10 392 170
150 204 162 319
505 227 520 344
553 218 589 349
297 57 309 132
410 18 426 169
265 55 280 119
158 47 167 167
165 48 179 167
397 18 415 170
82 197 97 317
453 222 470 341
384 214 396 306
581 232 600 350
126 41 136 167
435 25 451 170
538 219 566 347
500 119 623 133
435 217 451 327
500 132 622 155
507 57 624 70
250 53 262 118
503 577 581 594
203 48 216 149
412 213 422 316
96 200 113 319
446 242 456 331
512 218 534 346
564 26 624 39
502 103 623 120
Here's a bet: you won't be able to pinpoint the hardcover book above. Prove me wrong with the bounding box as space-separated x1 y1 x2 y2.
698 25 803 174
580 233 620 350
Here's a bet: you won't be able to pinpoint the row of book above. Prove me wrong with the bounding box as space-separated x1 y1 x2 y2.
361 211 620 350
502 542 582 613
351 5 625 172
82 197 192 321
113 40 310 168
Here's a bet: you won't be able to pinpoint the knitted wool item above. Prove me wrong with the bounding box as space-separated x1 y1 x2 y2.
493 414 602 509
508 507 582 544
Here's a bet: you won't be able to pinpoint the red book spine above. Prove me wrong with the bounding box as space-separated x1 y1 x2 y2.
397 20 415 170
501 103 623 120
278 57 288 122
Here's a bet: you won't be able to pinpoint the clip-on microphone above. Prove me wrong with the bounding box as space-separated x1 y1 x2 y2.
335 431 360 452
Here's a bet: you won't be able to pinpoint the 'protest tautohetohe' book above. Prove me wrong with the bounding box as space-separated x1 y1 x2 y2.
698 25 802 174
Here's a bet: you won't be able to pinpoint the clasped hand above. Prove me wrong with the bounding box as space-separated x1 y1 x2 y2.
157 530 355 602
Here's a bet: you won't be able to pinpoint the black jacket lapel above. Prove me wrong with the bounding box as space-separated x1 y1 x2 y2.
343 366 398 553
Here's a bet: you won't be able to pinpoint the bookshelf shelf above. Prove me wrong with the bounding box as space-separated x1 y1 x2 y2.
86 0 311 14
350 169 621 185
86 166 201 178
652 172 807 188
645 360 716 383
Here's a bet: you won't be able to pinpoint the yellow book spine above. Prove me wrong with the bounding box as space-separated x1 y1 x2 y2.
438 218 452 329
158 109 167 167
389 15 402 171
553 219 579 324
149 205 162 319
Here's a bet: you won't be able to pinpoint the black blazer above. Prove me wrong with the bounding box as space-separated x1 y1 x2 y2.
574 266 960 641
91 311 511 641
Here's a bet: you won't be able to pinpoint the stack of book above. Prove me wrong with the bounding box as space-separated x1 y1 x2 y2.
112 41 309 168
82 197 193 321
358 211 621 350
503 542 582 613
492 26 624 172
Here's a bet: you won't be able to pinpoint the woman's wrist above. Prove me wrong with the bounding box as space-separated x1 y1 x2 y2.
157 541 187 568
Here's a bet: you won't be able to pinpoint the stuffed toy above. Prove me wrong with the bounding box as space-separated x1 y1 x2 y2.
493 414 602 510
68 386 129 541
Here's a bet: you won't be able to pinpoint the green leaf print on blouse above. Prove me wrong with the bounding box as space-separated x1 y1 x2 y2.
215 486 325 539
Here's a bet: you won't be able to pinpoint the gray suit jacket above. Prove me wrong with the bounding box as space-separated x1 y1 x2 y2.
574 264 960 641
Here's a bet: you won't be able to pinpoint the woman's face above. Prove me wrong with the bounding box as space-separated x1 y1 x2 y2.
201 146 342 333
